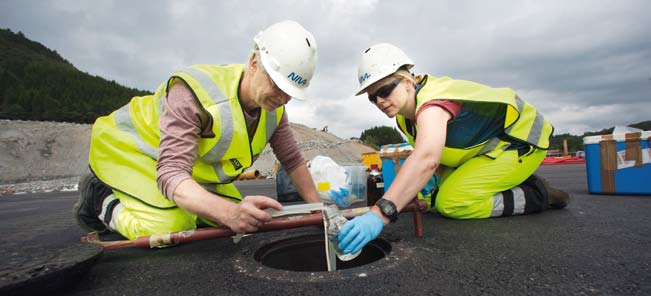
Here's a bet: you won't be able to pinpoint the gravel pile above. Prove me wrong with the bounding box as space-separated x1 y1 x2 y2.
1 120 376 196
0 176 79 196
0 120 90 185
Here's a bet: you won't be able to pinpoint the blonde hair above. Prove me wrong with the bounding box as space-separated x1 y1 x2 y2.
392 69 416 84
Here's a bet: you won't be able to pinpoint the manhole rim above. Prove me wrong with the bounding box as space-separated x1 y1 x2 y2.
253 233 391 272
232 228 411 282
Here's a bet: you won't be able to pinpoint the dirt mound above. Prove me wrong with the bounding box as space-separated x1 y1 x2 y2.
0 120 375 184
252 123 376 176
0 120 91 184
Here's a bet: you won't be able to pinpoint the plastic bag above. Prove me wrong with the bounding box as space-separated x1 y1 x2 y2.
308 156 367 207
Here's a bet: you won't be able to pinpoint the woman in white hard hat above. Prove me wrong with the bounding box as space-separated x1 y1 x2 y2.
75 21 321 242
338 43 569 255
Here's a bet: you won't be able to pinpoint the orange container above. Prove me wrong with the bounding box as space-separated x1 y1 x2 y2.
361 152 382 170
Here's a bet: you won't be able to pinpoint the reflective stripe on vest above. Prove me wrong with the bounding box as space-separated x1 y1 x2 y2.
180 67 234 183
113 101 160 161
505 96 552 149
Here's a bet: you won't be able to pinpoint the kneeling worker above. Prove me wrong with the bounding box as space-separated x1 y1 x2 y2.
338 43 570 255
75 20 320 241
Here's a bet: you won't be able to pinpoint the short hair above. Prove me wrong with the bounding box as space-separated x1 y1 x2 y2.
247 45 266 73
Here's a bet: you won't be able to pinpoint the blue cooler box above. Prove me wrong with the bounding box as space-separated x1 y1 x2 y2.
583 131 651 195
379 143 414 192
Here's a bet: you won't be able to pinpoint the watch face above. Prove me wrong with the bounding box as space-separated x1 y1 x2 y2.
381 202 395 215
377 199 398 222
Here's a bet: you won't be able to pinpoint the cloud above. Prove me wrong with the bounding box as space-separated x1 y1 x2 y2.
1 0 649 139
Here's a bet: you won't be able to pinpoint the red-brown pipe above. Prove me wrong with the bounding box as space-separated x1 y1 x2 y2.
82 199 428 250
413 211 423 238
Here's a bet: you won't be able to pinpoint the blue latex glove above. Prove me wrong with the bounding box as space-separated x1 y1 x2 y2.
420 174 441 196
337 211 384 254
329 187 351 207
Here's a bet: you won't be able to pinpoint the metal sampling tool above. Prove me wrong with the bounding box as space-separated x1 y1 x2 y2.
323 206 337 271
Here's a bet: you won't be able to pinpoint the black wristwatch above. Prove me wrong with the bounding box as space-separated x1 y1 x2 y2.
375 198 398 223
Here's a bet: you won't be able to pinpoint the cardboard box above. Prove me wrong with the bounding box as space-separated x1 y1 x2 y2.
583 131 651 195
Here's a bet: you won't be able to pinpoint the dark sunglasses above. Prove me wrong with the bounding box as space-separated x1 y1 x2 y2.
368 78 401 104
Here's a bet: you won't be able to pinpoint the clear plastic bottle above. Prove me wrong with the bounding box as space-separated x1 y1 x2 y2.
324 205 361 261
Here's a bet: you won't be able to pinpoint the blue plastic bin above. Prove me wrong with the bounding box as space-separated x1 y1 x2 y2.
379 143 414 192
583 131 651 195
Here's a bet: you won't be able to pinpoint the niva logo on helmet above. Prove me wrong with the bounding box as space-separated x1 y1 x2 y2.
287 72 307 86
358 73 370 83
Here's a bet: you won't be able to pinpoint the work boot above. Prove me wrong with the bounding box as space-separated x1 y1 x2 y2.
525 174 570 209
73 173 112 233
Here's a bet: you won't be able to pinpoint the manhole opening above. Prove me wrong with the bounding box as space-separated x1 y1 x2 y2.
254 234 391 272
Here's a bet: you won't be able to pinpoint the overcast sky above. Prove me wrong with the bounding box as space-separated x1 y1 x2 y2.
1 0 650 138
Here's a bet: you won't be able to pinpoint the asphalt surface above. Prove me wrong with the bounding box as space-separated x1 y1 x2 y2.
1 164 650 295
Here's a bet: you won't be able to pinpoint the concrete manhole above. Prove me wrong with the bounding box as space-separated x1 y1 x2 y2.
232 228 411 282
254 234 391 272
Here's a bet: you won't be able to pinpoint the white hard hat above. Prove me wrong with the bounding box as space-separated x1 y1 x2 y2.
254 20 318 100
355 43 414 96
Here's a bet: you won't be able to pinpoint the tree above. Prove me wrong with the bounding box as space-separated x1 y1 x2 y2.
360 126 404 149
0 28 148 123
630 120 651 131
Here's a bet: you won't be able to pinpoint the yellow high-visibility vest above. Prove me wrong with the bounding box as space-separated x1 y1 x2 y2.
397 75 553 167
89 64 283 208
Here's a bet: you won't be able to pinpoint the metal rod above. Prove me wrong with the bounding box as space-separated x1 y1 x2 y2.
81 200 428 250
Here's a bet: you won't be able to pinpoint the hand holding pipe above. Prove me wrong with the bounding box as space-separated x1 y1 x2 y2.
81 199 427 250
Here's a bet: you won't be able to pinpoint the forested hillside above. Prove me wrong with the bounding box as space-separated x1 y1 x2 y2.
360 126 404 149
1 27 647 148
0 28 149 123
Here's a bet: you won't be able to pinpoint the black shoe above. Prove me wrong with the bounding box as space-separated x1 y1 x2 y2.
526 174 570 209
73 173 111 233
546 185 570 209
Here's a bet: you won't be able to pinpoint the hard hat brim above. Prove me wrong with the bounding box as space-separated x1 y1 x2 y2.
355 71 395 96
354 63 414 96
259 51 309 101
355 74 386 96
268 68 308 101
